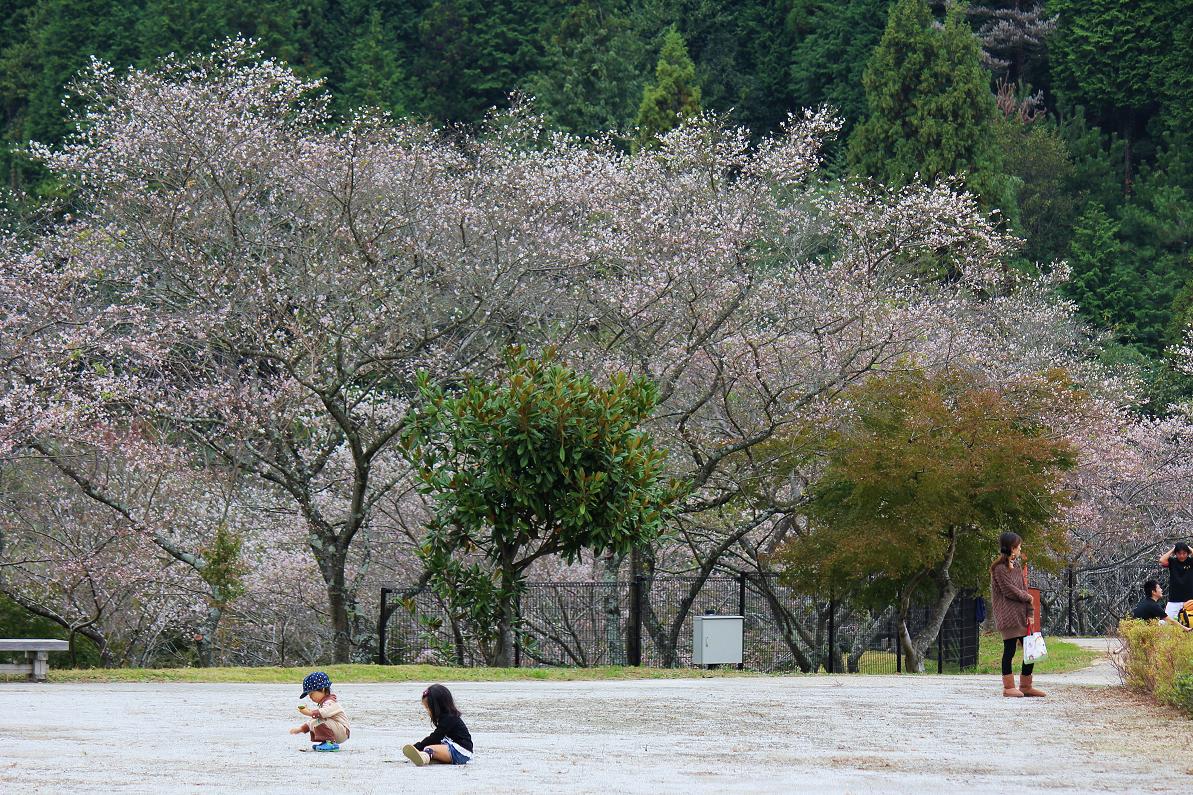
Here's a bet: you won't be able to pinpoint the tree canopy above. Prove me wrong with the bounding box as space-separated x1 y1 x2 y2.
848 0 1009 210
401 349 682 665
634 26 702 150
775 367 1077 670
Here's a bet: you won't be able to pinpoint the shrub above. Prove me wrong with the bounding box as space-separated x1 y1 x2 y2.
1118 619 1193 716
1174 673 1193 715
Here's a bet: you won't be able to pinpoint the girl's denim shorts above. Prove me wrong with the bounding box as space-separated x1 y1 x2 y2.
443 737 473 765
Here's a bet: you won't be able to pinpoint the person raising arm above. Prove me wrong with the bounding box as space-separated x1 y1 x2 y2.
1159 542 1193 623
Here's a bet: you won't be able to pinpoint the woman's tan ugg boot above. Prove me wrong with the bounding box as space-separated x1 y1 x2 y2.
1019 674 1046 697
1002 674 1023 697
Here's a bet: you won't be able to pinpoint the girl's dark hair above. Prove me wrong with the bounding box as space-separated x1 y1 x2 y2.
422 684 461 724
990 531 1023 573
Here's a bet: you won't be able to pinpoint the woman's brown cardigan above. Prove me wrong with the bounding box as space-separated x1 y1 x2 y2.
990 561 1033 640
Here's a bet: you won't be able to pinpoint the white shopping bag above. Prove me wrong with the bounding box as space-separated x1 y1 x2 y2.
1023 631 1048 664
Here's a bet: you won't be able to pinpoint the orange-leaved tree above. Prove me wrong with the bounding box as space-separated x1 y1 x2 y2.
774 367 1078 672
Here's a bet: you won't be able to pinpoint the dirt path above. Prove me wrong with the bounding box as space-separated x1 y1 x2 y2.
5 649 1191 793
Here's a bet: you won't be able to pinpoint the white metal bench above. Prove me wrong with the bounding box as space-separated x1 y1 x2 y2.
0 639 70 682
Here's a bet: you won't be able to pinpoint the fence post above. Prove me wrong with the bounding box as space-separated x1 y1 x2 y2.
896 614 902 674
937 621 944 674
378 588 389 666
628 576 643 666
737 572 747 671
514 590 522 668
1073 563 1083 639
830 592 839 673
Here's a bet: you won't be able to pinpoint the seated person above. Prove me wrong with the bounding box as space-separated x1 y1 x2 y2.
1131 579 1192 630
1132 579 1168 620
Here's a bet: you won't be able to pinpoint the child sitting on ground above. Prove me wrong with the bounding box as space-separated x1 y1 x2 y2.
402 684 473 766
289 671 351 752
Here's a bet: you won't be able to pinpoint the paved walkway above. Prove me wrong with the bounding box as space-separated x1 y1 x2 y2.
4 647 1191 793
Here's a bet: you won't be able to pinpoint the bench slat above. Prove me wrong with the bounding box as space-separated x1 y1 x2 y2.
0 663 34 673
0 639 70 652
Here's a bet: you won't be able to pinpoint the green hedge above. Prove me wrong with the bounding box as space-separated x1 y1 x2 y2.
1119 619 1193 716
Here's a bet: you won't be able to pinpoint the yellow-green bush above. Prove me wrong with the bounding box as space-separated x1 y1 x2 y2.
1118 619 1193 715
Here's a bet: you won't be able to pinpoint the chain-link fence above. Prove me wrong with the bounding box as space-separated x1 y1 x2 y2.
378 574 979 673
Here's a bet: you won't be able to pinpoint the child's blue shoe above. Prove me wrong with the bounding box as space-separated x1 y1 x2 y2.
312 742 340 752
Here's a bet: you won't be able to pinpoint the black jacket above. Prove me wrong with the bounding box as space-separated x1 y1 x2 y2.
414 713 473 752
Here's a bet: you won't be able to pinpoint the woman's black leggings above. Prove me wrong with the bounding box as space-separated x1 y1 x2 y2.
1002 637 1034 676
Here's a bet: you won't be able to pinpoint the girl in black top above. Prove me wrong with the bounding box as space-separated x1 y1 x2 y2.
403 684 474 766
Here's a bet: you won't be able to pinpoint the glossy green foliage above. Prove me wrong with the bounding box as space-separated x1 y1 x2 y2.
401 349 683 661
404 349 680 565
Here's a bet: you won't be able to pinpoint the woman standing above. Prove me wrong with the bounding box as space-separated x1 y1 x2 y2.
990 531 1045 697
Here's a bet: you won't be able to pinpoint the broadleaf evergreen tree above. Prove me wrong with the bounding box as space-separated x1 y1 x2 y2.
401 349 683 667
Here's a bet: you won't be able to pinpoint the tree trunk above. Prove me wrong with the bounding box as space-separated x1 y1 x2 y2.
632 547 678 667
68 625 108 668
624 547 659 665
1123 115 1134 196
753 575 817 672
847 607 893 673
328 581 351 663
451 614 467 666
491 596 517 668
658 529 758 666
897 608 925 673
490 546 519 668
195 604 223 668
897 529 960 672
313 540 353 663
1 587 107 668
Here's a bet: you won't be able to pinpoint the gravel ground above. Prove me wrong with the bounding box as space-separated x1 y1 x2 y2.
5 649 1192 794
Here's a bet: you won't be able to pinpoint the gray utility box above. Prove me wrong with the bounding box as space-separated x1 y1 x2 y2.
692 615 743 666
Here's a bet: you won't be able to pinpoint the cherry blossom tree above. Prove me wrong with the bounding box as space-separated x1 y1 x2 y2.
0 447 213 666
1 42 619 661
0 43 877 662
1 40 1156 668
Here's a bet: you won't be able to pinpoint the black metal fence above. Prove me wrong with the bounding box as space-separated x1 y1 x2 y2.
1032 563 1166 637
378 574 980 674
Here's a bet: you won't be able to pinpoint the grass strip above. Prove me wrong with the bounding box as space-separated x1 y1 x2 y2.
8 634 1097 683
